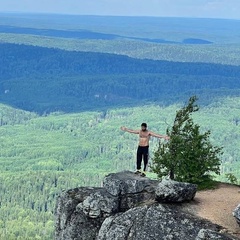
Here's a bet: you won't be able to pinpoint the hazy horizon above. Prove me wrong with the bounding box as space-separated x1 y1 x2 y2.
0 12 240 22
0 0 239 20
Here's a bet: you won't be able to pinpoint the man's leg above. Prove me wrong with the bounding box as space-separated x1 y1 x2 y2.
135 146 142 174
141 146 149 176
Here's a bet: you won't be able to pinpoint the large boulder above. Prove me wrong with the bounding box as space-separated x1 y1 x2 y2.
233 204 240 226
55 187 118 240
103 171 158 210
97 204 227 240
195 229 233 240
155 179 197 203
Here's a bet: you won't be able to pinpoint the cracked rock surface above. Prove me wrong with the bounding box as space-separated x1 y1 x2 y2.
55 171 237 240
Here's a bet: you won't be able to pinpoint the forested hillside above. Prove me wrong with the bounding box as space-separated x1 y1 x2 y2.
1 34 240 66
0 14 240 239
0 98 240 239
1 43 240 113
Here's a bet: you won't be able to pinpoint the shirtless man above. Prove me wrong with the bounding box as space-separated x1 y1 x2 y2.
121 123 169 177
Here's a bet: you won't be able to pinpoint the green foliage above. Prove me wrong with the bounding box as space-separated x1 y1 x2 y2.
195 177 219 191
225 173 238 184
152 96 223 183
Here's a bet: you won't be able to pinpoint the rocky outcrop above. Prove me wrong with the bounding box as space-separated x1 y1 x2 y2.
103 171 158 211
55 187 116 240
97 204 227 240
55 171 236 240
233 204 240 226
155 179 197 203
55 171 158 240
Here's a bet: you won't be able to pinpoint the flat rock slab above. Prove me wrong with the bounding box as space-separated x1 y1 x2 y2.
103 171 158 196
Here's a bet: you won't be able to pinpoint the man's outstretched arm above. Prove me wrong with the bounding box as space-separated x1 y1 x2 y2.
120 126 139 134
149 131 170 140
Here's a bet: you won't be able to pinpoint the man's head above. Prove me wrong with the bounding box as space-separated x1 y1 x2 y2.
141 123 147 131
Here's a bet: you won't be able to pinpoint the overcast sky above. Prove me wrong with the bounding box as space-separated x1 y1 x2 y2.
0 0 239 19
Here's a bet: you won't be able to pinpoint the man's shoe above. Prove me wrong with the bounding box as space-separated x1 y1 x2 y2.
140 172 146 177
134 170 141 175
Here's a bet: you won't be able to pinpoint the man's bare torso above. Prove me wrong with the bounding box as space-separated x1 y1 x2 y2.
139 130 150 146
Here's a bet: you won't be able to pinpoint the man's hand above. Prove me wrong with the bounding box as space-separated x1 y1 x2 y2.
121 126 139 134
120 126 127 131
164 136 170 140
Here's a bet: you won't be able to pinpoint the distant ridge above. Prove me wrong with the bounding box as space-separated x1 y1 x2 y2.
0 25 213 44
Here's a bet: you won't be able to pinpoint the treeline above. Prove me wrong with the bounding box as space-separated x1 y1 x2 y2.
1 43 240 113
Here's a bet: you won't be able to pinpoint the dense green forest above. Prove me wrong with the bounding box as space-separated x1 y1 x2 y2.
1 98 240 239
1 43 240 113
0 14 240 239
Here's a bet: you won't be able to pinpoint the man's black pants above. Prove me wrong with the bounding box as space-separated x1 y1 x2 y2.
137 146 149 171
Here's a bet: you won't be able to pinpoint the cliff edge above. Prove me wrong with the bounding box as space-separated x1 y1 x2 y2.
55 171 237 240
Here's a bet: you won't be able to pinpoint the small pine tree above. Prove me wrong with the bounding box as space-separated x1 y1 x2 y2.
152 96 223 184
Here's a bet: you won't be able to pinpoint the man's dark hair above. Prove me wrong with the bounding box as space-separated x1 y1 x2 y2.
141 123 147 128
